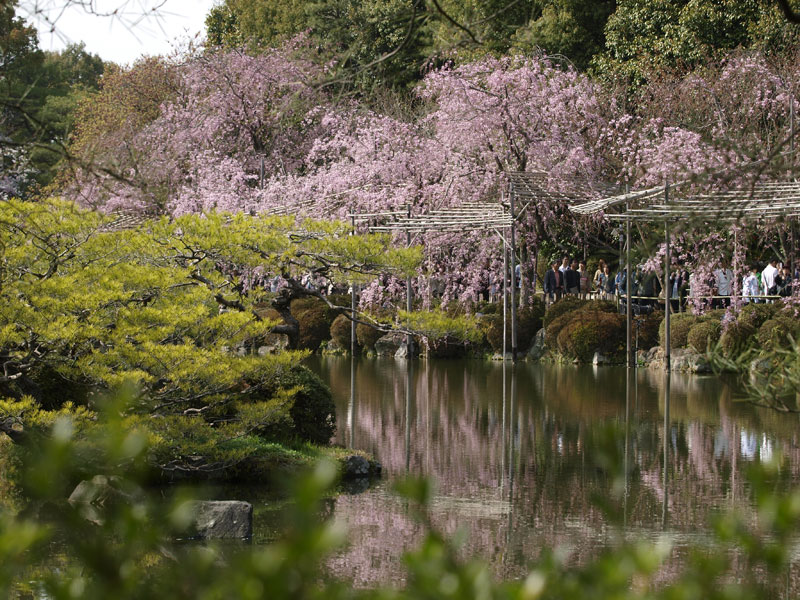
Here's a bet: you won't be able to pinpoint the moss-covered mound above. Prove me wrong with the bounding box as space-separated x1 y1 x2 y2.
659 312 700 349
720 320 756 357
757 316 800 351
289 298 333 352
687 320 722 352
542 296 588 328
260 365 336 445
329 313 355 351
635 312 664 351
483 300 545 353
737 303 778 330
555 311 625 361
356 322 384 352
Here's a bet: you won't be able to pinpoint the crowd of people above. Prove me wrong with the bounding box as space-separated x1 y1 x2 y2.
542 256 798 309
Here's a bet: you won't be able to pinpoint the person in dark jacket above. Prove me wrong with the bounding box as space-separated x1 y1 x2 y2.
544 260 562 305
564 260 580 295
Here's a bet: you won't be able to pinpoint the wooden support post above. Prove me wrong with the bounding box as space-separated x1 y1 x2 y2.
664 183 671 373
626 212 633 369
406 205 414 357
510 189 518 362
351 214 357 355
502 228 508 360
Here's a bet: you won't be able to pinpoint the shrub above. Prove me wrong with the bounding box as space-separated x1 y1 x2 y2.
260 365 336 445
482 300 545 353
557 320 600 362
658 312 699 349
737 303 778 330
757 316 800 351
290 298 332 352
635 312 663 351
329 314 355 351
356 322 384 351
687 321 722 352
720 321 756 357
556 311 625 362
542 295 588 327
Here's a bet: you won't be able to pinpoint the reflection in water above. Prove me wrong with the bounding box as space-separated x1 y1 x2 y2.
307 357 800 588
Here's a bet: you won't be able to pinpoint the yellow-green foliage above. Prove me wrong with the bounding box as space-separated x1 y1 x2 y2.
0 199 419 407
0 397 94 435
687 321 722 352
399 310 484 344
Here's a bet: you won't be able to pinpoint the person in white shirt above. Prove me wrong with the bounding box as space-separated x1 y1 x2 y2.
762 259 779 302
742 266 760 303
713 260 734 308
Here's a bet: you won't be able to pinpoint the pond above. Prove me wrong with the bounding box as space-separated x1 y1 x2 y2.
266 357 800 590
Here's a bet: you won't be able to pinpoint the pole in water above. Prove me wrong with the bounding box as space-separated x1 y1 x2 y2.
502 226 508 361
350 214 357 355
626 210 633 369
664 183 671 373
510 187 518 362
406 205 414 357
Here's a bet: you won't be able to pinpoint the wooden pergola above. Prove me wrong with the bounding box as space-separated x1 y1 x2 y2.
570 180 800 372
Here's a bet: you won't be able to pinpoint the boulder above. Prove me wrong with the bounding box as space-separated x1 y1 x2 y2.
341 454 382 480
68 475 144 526
191 501 253 540
374 332 407 357
258 333 289 355
670 348 712 374
527 328 547 361
69 475 142 506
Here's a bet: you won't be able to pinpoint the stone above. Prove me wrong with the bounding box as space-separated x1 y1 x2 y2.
527 328 547 361
191 501 253 540
69 475 141 506
374 332 407 357
341 454 371 479
68 475 145 526
257 333 289 355
395 344 409 359
592 352 608 365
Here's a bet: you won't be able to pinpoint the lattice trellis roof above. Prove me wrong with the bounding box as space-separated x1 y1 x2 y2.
569 181 800 222
353 202 512 233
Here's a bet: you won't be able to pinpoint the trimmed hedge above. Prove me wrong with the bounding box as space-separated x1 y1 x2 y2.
259 365 336 445
290 298 333 352
330 313 355 351
687 321 722 352
543 296 588 327
636 312 663 351
720 321 756 357
757 316 800 351
556 311 625 361
483 300 545 353
658 312 700 349
356 322 384 351
737 303 778 330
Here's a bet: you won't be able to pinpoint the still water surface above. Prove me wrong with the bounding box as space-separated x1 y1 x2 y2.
278 358 800 588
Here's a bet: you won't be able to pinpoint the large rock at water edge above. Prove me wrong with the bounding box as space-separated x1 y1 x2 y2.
191 501 253 540
375 332 407 357
527 328 547 361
